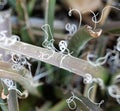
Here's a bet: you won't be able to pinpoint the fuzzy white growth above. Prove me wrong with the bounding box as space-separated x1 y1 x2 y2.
89 10 98 29
108 85 120 104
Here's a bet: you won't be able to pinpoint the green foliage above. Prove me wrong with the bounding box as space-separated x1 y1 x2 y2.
0 0 120 111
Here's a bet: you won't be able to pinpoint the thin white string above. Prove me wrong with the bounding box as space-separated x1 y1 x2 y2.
89 10 98 29
41 24 57 51
108 85 120 104
91 6 120 24
88 86 104 107
87 51 111 66
68 8 82 30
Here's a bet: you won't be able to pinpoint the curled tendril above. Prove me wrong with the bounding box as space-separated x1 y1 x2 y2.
8 87 28 99
83 73 93 84
65 23 77 35
83 73 105 89
12 64 24 71
0 31 20 46
90 6 120 24
41 24 72 63
58 40 70 54
11 35 20 41
95 78 105 89
59 40 68 52
88 11 103 38
68 8 82 30
11 53 21 64
41 24 56 51
41 24 58 60
11 53 31 71
1 78 14 88
59 40 73 69
88 86 104 107
108 85 120 104
66 92 77 110
66 92 82 110
1 78 28 99
87 52 111 67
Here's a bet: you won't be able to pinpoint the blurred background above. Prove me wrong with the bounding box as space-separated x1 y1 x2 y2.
0 0 120 111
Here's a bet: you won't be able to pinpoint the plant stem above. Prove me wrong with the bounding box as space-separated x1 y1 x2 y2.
99 0 113 25
0 8 19 111
0 61 39 95
44 0 56 82
0 39 107 79
8 89 19 111
44 0 56 40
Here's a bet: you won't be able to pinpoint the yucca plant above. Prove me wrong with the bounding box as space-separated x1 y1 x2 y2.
0 0 120 111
